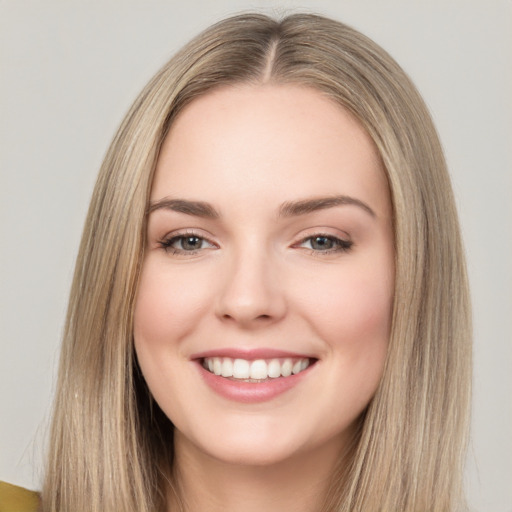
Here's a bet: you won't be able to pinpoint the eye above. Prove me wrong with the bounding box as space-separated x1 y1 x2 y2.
158 232 216 255
298 234 353 254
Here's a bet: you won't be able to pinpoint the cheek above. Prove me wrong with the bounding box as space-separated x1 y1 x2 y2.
341 278 393 340
310 266 393 419
299 263 394 358
133 260 214 420
133 259 211 348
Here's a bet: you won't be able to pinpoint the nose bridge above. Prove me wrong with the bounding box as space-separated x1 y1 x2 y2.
216 239 286 326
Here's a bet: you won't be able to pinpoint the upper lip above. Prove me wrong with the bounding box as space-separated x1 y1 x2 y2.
190 347 316 361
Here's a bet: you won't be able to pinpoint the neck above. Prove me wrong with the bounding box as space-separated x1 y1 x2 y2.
167 431 354 512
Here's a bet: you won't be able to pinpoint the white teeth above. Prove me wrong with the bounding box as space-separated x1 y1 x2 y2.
292 360 302 375
281 359 293 377
267 359 281 378
203 356 311 380
250 359 267 379
221 358 233 377
233 358 250 379
213 358 222 376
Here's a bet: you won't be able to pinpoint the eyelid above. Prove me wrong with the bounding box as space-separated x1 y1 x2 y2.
292 230 353 255
155 226 353 256
157 229 218 255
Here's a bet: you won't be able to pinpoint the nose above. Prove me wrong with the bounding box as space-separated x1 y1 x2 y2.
215 248 287 328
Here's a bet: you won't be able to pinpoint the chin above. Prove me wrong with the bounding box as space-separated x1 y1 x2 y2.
175 419 314 468
206 441 308 468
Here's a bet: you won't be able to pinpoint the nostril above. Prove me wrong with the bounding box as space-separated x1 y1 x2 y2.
221 313 272 322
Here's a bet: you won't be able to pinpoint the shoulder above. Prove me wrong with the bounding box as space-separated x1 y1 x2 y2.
0 481 40 512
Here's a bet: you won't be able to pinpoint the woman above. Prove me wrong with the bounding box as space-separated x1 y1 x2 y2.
6 12 472 512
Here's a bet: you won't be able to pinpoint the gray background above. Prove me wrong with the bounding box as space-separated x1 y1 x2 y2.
1 1 511 511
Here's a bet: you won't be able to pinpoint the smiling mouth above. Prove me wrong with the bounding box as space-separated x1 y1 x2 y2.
201 357 314 382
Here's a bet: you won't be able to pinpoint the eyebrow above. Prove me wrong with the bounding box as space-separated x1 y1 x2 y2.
148 198 220 218
278 195 376 218
148 195 375 219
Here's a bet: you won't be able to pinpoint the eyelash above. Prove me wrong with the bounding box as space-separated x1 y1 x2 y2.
157 232 353 256
157 231 216 255
295 234 353 255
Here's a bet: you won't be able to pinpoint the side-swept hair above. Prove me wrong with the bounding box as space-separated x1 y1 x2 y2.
42 13 471 512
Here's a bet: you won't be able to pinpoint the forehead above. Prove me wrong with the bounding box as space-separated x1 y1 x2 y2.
152 84 389 218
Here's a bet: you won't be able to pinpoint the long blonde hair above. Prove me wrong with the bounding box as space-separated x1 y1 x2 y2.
42 13 471 512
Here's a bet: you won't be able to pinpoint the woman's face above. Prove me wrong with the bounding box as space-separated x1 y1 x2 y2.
134 84 394 467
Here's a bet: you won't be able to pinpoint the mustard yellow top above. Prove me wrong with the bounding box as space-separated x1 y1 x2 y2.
0 482 39 512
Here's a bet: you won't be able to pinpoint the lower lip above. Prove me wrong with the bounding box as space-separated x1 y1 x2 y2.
196 361 314 403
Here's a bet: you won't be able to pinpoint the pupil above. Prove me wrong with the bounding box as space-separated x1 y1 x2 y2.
183 236 200 250
312 236 333 250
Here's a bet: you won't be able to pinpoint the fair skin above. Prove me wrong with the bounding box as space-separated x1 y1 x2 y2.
134 84 395 512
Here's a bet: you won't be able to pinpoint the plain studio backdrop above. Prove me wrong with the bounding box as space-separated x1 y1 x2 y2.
0 1 510 511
